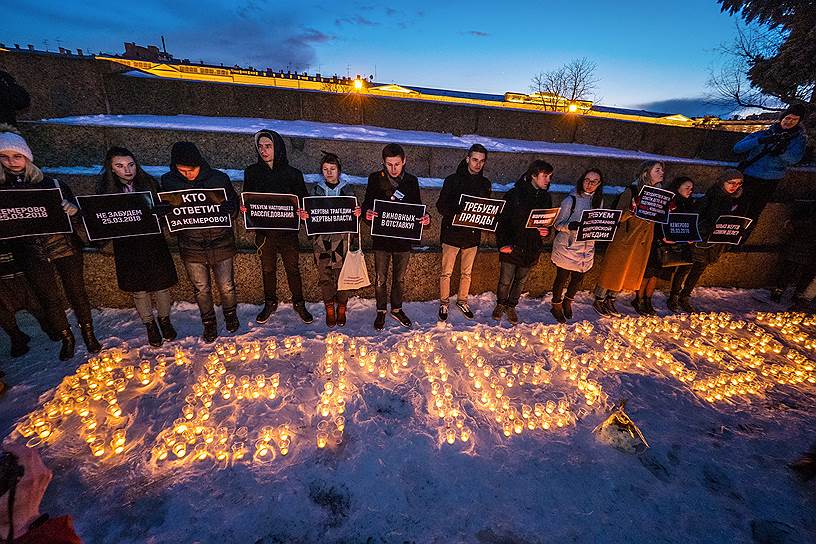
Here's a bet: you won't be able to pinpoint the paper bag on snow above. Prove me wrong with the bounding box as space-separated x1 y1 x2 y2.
593 405 649 454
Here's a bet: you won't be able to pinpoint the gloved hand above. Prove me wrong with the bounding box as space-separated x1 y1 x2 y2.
768 142 788 156
568 221 580 231
152 203 173 217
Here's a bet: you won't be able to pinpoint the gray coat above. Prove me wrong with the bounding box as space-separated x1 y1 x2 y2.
550 190 596 273
310 177 356 269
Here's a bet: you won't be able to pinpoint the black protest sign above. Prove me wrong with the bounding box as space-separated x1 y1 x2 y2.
371 199 426 241
661 213 702 243
158 188 231 232
451 194 505 232
241 192 299 230
635 185 674 224
576 208 623 242
0 188 72 240
707 215 753 245
76 192 161 241
304 196 358 235
526 207 561 229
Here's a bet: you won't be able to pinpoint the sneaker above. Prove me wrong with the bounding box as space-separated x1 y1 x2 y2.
158 316 177 341
438 304 448 322
145 320 163 348
374 310 387 330
456 301 475 320
678 296 696 313
224 310 240 333
592 298 610 316
505 306 519 324
294 302 314 324
492 304 505 321
604 298 622 317
202 320 218 343
550 302 566 324
563 298 574 320
256 301 278 323
390 309 412 327
336 303 347 327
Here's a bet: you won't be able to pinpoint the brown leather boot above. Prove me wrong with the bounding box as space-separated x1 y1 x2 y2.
336 303 347 327
325 302 336 327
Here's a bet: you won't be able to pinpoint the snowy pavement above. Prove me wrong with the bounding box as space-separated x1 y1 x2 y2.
1 289 815 544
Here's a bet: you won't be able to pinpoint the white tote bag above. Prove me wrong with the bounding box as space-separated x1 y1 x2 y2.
337 235 371 290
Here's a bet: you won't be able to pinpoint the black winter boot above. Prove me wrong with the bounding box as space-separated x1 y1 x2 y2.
59 329 76 361
492 304 505 321
145 320 163 347
550 302 566 324
256 300 278 323
678 296 696 314
374 310 387 330
563 298 574 320
631 296 648 316
6 327 30 358
224 309 240 333
643 296 657 316
80 323 102 353
604 298 622 317
294 302 314 324
202 319 218 343
592 298 609 316
158 316 177 341
667 294 680 313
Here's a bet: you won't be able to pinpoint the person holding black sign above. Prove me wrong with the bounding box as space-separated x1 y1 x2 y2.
160 142 239 343
592 160 664 317
549 169 604 323
733 104 807 231
0 128 100 360
658 177 698 313
635 176 696 315
436 143 491 321
299 153 361 327
97 147 178 347
492 160 553 325
363 143 430 330
243 129 313 325
674 169 748 313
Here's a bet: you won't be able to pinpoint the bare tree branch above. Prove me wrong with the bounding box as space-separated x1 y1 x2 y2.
529 57 599 112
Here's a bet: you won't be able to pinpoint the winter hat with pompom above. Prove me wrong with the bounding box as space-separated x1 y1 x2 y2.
0 128 33 162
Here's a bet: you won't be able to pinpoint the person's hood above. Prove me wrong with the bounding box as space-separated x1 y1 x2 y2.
254 129 288 170
316 174 349 195
773 121 807 136
515 176 549 197
456 158 485 179
170 141 211 180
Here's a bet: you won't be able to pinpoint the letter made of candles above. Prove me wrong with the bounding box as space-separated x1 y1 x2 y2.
11 311 816 469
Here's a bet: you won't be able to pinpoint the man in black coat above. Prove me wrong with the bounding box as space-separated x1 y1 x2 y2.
243 129 313 324
0 70 30 126
362 143 430 330
160 141 239 342
436 143 491 321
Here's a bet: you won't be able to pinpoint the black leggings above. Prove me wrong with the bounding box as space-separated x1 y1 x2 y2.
551 266 585 303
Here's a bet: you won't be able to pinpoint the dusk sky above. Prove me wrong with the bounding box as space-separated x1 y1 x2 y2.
4 1 746 116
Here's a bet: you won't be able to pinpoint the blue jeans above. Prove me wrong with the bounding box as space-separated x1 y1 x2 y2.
496 261 531 307
183 258 236 322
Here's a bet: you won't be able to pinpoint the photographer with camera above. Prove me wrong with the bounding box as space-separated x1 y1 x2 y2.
1 445 81 543
733 104 808 229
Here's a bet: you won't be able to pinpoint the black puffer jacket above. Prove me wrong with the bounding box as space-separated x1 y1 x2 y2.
160 153 238 264
436 159 492 248
691 182 749 266
496 177 552 267
362 169 423 252
243 129 308 248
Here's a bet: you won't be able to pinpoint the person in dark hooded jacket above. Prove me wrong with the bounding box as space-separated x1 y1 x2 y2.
0 70 30 126
492 159 553 324
436 144 491 321
160 141 239 343
673 169 749 312
243 129 313 325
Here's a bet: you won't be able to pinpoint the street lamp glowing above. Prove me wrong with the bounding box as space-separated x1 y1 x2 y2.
353 78 363 91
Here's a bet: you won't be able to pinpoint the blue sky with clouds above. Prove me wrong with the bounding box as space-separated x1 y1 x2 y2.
2 1 743 115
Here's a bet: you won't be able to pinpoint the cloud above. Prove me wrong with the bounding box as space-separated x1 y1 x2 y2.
335 15 380 26
631 97 738 118
463 30 490 37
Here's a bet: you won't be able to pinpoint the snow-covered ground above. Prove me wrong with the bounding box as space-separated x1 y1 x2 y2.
2 289 815 544
39 113 733 167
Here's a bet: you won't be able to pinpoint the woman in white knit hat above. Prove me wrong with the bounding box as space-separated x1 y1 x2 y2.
0 125 101 360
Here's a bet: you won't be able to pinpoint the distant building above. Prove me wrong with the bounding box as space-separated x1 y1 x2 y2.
122 42 172 62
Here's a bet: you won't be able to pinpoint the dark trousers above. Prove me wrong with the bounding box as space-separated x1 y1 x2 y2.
775 261 814 293
52 253 93 325
669 264 693 297
20 258 69 333
679 261 707 299
497 261 531 307
183 258 236 322
551 266 585 303
259 243 304 304
0 275 50 335
318 265 349 305
374 250 409 311
742 175 780 238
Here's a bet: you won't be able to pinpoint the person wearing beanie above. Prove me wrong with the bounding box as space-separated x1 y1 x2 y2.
592 160 664 317
0 125 101 360
436 143 491 322
243 129 313 325
672 169 748 312
160 141 239 343
97 147 178 347
733 104 808 230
